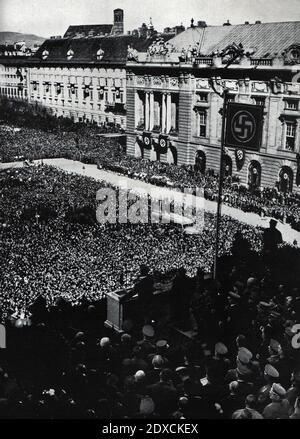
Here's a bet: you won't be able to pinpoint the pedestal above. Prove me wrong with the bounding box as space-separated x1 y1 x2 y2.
104 289 127 333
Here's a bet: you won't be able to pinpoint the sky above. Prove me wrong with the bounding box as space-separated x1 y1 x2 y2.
0 0 299 38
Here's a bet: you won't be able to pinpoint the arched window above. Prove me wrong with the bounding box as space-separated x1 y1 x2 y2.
248 160 261 189
279 166 293 193
195 150 206 173
223 155 232 177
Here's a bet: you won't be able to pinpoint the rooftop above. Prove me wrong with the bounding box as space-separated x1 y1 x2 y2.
63 25 113 39
32 35 166 65
169 21 300 58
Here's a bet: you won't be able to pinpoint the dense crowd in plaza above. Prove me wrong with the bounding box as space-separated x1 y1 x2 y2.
0 234 300 419
1 127 300 418
1 118 300 232
0 165 263 316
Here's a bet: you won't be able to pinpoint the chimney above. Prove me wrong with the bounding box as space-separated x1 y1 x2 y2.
223 19 231 26
255 20 262 24
112 8 124 35
245 21 249 25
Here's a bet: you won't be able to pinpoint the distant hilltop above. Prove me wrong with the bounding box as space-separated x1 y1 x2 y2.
0 32 45 48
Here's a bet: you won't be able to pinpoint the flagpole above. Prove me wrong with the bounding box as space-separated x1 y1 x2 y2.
213 90 228 280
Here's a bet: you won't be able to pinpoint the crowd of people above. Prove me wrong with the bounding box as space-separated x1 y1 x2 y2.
1 114 300 418
0 165 263 317
0 239 299 419
1 118 300 232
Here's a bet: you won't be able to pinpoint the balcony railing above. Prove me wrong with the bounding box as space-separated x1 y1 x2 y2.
250 59 273 66
194 57 213 66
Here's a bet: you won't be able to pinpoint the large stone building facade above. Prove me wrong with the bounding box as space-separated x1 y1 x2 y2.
126 21 300 193
0 9 156 128
1 15 300 193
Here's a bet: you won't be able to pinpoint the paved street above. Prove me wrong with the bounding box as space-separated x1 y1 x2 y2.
2 158 298 245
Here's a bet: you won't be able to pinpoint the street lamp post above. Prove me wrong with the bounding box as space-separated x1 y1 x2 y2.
213 89 228 280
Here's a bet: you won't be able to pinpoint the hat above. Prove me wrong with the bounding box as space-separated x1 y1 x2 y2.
142 325 154 338
156 340 169 349
258 301 272 309
229 381 239 391
74 331 85 340
247 277 257 287
99 337 110 348
237 347 253 364
121 333 132 343
270 383 286 398
134 370 146 381
215 342 228 355
152 355 165 368
228 291 241 300
269 339 281 352
140 396 155 415
269 311 281 319
264 364 279 379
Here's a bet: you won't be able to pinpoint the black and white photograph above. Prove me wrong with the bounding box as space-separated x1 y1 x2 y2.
0 0 300 426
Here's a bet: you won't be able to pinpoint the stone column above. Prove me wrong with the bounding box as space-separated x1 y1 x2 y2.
161 92 166 133
145 92 150 131
166 93 172 133
149 91 154 131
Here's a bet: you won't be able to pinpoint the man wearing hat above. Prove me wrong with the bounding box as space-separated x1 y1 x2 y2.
286 369 300 407
207 343 231 385
223 292 244 337
146 355 167 386
263 219 282 259
267 339 291 387
125 264 154 325
137 325 156 358
263 383 291 419
257 364 280 407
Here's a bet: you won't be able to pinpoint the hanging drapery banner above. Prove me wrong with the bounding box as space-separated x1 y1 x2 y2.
142 132 152 149
99 86 105 99
225 102 264 151
83 86 90 99
296 153 300 186
16 68 23 81
70 83 76 94
154 135 169 154
235 148 245 171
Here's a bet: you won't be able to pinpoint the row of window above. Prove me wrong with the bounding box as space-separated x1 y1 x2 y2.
0 87 27 97
30 77 124 87
32 84 124 103
196 92 300 110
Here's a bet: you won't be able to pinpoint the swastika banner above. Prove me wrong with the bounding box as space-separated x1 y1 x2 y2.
225 102 264 151
142 132 152 149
